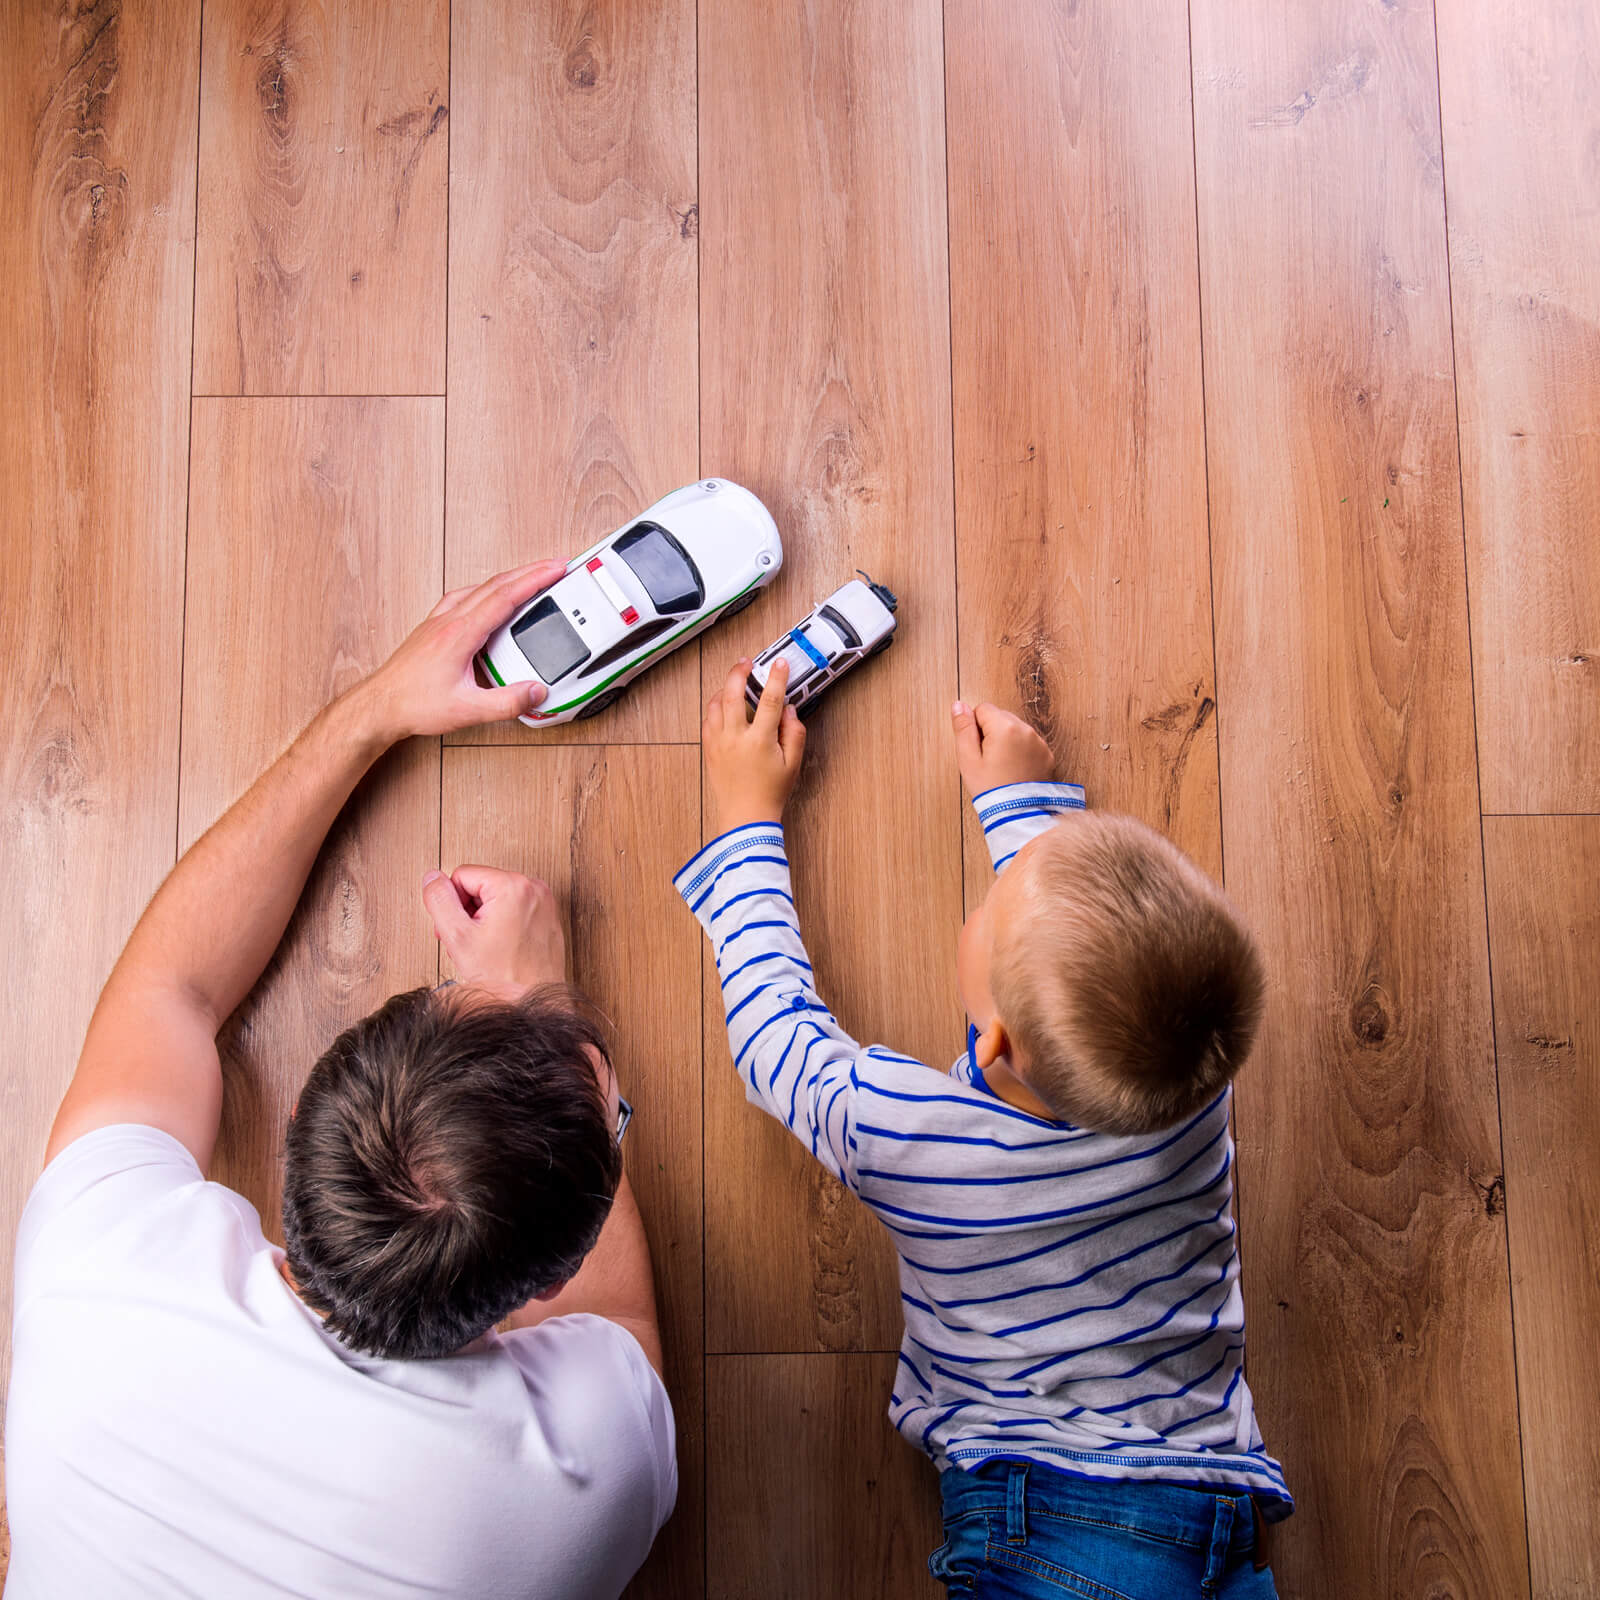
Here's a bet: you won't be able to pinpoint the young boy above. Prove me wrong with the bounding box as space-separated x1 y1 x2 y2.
676 657 1290 1597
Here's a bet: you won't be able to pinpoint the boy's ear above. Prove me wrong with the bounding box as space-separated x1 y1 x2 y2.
972 1018 1010 1072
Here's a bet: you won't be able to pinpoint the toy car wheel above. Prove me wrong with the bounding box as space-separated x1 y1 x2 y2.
722 590 759 620
574 687 624 722
867 634 894 657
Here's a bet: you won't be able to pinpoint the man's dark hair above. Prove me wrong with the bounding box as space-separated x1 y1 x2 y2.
282 984 621 1361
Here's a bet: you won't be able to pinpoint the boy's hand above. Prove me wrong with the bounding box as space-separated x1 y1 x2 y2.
951 701 1055 794
703 657 806 831
424 865 566 999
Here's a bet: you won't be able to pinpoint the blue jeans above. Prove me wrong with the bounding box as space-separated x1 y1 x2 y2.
929 1461 1281 1599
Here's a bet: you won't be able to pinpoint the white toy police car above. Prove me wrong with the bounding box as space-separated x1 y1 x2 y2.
479 480 783 726
744 575 898 717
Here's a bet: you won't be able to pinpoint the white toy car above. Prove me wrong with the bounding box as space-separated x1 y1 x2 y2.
744 575 898 717
479 480 783 725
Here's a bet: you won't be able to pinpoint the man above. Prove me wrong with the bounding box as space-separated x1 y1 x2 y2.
4 563 676 1598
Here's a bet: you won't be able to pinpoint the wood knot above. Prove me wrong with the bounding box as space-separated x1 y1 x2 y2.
565 45 599 88
1477 1175 1505 1218
256 46 294 133
1349 991 1391 1048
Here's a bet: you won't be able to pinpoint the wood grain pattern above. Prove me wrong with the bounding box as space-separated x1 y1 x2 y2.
1436 0 1600 813
194 0 448 396
707 1354 940 1600
440 746 703 1600
1483 816 1600 1598
945 0 1221 896
445 0 698 747
180 399 443 1226
1190 3 1528 1592
698 0 962 1354
0 0 199 1400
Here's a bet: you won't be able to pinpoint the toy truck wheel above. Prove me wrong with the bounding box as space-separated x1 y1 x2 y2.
867 634 894 657
574 687 624 722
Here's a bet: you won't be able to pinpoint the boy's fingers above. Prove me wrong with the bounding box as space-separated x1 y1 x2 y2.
952 699 983 762
778 704 806 770
720 658 752 717
752 657 788 736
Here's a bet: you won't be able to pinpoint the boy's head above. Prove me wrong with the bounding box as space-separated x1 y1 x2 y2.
958 813 1265 1134
281 984 622 1361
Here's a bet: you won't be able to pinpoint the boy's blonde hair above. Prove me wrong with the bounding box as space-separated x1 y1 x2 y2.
991 814 1265 1134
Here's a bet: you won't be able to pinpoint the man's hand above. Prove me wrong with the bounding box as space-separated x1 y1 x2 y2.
424 866 566 1000
951 700 1055 794
356 560 568 743
702 657 806 831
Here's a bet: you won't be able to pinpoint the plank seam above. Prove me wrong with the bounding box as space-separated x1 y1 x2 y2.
176 0 206 861
1428 2 1534 1588
437 0 453 982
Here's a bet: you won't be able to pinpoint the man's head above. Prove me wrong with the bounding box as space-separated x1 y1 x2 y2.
957 813 1265 1134
282 984 621 1360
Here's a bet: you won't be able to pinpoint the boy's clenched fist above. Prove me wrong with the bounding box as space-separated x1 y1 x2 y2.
951 700 1055 794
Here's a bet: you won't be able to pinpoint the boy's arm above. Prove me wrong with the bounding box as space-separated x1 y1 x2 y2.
674 822 863 1185
974 779 1087 873
951 699 1086 873
683 658 871 1186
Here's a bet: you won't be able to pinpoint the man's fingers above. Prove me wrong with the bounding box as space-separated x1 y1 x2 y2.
459 559 568 636
451 863 537 908
752 657 788 736
778 703 807 771
476 680 547 724
427 583 477 620
422 869 473 951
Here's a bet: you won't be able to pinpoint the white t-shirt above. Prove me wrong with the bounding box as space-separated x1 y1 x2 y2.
4 1125 676 1599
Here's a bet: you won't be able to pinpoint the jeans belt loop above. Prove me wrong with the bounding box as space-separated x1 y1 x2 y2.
1201 1495 1236 1595
1005 1463 1029 1546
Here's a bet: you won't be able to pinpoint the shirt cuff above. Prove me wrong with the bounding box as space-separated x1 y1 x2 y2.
971 780 1087 827
673 824 789 913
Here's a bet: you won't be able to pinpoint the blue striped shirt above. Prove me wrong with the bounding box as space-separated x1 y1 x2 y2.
674 781 1291 1516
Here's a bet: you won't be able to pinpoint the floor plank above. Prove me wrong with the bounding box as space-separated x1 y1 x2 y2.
1190 3 1529 1591
194 0 448 396
1436 0 1600 813
0 0 199 1403
444 0 699 747
945 0 1221 889
180 398 443 1227
1483 816 1600 1598
440 746 704 1600
706 1354 941 1600
698 0 962 1356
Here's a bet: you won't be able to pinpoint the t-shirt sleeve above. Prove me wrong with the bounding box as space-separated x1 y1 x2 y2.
12 1123 204 1312
499 1314 679 1538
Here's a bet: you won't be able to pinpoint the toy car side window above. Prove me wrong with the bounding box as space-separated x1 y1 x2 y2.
583 616 676 676
613 524 704 614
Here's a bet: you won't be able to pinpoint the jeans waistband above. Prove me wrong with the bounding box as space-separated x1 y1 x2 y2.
939 1458 1262 1559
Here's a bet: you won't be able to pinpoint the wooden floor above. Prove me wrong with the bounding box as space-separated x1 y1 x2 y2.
3 1 1596 1594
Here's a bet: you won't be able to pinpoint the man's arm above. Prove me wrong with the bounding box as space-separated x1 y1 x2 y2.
45 562 565 1172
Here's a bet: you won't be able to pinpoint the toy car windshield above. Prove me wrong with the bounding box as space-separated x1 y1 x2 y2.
511 596 590 683
613 523 704 614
